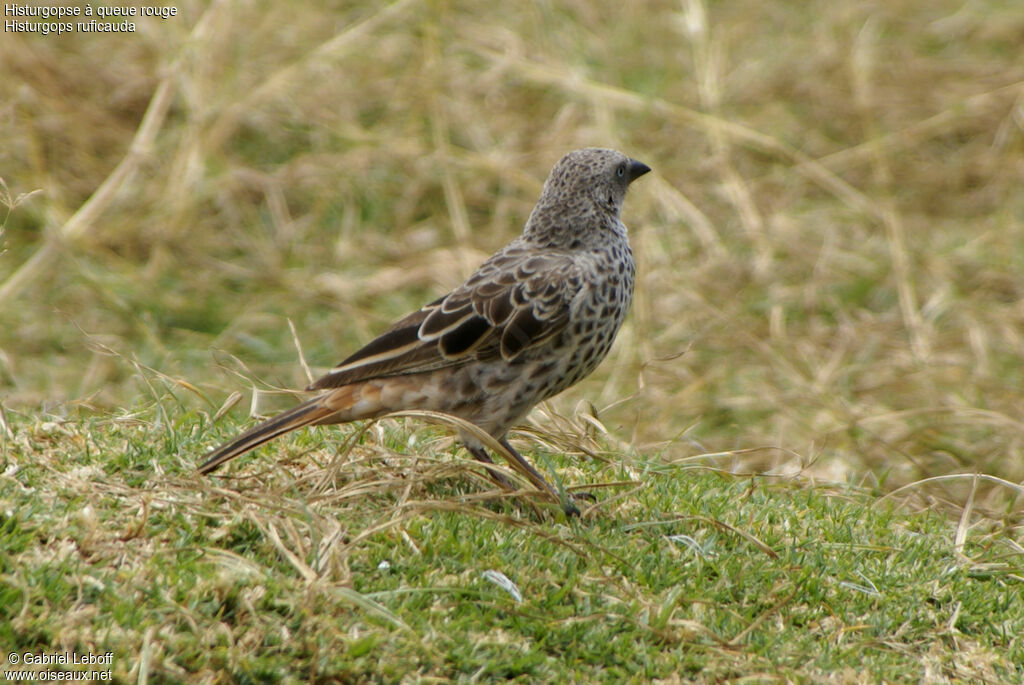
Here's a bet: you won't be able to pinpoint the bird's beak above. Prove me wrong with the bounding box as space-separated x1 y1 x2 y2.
628 159 652 182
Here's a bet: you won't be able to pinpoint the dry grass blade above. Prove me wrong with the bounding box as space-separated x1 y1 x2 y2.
330 586 418 635
287 318 314 386
0 403 12 441
813 81 1024 173
382 410 553 495
875 473 1024 506
136 625 156 685
257 517 317 582
727 584 799 648
0 2 227 306
204 0 419 150
474 45 894 221
690 515 779 560
0 77 175 304
954 474 978 560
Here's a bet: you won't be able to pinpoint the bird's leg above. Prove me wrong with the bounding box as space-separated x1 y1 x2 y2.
465 440 580 516
464 444 517 491
496 438 596 508
497 437 581 517
464 443 550 518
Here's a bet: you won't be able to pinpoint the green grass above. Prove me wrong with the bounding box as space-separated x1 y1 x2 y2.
2 0 1024 680
2 407 1021 682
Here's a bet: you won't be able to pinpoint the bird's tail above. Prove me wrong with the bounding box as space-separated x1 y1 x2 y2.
197 396 338 475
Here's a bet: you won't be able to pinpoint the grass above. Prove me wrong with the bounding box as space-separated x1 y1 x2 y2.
2 0 1024 680
2 408 1022 681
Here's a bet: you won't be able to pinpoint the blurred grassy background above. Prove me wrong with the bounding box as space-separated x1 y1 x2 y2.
2 0 1023 511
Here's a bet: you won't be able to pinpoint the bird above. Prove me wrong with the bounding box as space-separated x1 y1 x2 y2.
198 148 651 515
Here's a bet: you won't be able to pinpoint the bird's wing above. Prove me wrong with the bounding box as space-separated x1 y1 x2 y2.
309 246 583 390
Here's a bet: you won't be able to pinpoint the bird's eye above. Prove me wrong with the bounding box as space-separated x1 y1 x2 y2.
616 164 626 178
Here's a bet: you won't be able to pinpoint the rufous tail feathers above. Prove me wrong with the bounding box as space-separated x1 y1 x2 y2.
197 396 339 474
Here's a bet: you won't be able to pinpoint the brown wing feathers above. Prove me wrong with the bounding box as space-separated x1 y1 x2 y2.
311 250 581 390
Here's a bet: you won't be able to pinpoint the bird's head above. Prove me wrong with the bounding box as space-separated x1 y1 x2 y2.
524 148 650 248
544 148 650 216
